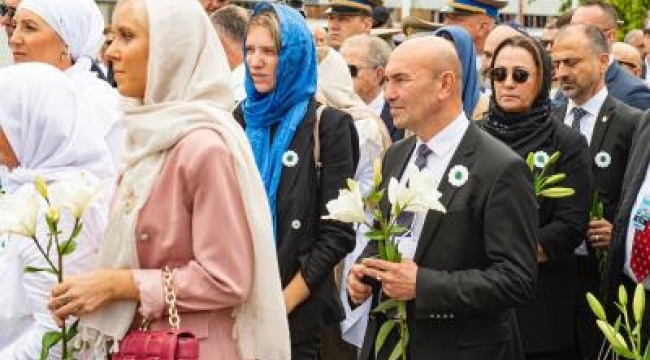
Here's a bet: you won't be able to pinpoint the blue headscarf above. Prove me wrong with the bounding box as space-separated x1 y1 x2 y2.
243 2 317 237
433 26 481 118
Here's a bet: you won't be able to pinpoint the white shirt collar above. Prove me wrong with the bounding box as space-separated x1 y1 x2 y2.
368 91 385 116
567 86 608 117
417 111 470 159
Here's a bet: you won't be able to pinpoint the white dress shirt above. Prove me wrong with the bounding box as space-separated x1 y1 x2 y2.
0 185 107 359
368 91 385 117
624 164 650 288
564 87 608 145
565 87 608 255
397 112 470 259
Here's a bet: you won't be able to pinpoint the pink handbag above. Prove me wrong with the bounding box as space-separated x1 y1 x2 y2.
112 267 199 360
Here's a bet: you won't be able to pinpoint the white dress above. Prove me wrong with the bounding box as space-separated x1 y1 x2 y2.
0 185 107 359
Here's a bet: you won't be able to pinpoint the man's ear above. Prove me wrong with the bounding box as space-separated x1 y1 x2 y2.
375 66 386 85
439 71 456 99
363 16 373 32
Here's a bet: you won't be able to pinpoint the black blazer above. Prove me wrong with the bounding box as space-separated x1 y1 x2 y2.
234 99 359 341
603 111 650 316
551 95 639 224
380 102 404 142
359 123 539 360
514 122 592 353
605 61 650 111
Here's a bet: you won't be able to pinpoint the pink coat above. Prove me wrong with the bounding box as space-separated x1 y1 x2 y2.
130 129 254 360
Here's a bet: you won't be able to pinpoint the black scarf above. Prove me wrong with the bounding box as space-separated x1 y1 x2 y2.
481 38 556 158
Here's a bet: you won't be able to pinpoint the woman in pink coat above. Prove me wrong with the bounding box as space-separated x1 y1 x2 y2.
47 0 290 359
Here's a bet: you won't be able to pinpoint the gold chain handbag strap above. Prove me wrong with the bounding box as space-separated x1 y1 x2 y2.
163 266 180 330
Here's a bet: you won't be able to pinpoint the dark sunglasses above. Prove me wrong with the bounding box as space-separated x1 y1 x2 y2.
618 60 639 71
0 3 16 18
488 67 532 84
348 64 360 78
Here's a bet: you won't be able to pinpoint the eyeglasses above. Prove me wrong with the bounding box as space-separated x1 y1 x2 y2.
488 67 532 84
0 3 16 18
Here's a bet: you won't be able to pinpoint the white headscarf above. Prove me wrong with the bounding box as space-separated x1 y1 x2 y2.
19 0 104 61
79 0 291 359
18 0 123 167
0 63 115 192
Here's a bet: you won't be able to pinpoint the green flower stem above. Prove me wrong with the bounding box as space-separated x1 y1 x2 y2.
52 227 68 359
398 301 408 360
621 302 639 357
30 236 58 275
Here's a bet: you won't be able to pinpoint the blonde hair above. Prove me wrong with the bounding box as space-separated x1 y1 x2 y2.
247 10 281 53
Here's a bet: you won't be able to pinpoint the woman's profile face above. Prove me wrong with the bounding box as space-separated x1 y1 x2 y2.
10 9 71 70
106 0 149 99
492 45 541 114
246 25 278 94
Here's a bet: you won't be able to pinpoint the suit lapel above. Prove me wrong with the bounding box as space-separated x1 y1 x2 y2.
550 102 568 124
589 95 615 161
413 124 479 263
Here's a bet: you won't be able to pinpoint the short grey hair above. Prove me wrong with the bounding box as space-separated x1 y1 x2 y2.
340 34 392 69
557 23 611 54
210 5 250 44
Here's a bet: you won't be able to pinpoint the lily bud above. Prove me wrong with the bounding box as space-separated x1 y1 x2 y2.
45 206 60 233
35 176 48 200
633 284 645 324
586 293 607 321
618 285 628 307
373 159 382 188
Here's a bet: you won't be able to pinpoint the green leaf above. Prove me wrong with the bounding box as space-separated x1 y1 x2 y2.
373 299 399 313
539 187 575 198
40 331 62 360
59 239 77 256
541 173 566 187
526 152 534 171
548 151 561 165
390 226 409 236
375 320 396 356
67 319 80 342
70 222 83 241
586 292 607 321
388 341 404 360
25 266 56 275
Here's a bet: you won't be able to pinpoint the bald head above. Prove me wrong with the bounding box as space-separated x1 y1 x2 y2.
394 36 461 90
483 25 521 73
613 42 643 77
385 36 463 140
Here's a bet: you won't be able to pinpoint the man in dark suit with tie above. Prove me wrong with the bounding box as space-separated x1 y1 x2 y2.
550 24 640 359
569 1 650 110
347 35 538 360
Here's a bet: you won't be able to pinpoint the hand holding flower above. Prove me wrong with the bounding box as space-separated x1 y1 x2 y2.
362 258 417 301
348 264 373 305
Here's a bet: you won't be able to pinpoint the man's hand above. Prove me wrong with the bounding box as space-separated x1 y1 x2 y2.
588 219 613 249
348 263 372 305
537 244 548 263
362 258 418 301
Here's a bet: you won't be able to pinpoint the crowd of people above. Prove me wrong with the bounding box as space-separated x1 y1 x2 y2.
2 0 650 359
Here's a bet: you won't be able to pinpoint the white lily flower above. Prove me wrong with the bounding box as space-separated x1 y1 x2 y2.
0 186 41 238
49 173 108 220
389 166 446 214
323 179 366 223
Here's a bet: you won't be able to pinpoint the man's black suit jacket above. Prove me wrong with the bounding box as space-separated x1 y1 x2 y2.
603 111 650 326
359 123 538 360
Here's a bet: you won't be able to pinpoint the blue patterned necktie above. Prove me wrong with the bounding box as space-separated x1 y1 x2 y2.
571 107 588 132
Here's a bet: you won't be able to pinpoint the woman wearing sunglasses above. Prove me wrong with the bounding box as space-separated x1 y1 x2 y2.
233 2 358 359
481 35 591 360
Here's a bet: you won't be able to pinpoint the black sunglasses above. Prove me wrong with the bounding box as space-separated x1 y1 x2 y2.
348 64 360 78
488 67 532 84
0 3 16 18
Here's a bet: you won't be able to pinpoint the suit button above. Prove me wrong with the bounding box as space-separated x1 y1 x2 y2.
139 232 150 242
292 220 301 230
442 314 448 319
449 314 455 319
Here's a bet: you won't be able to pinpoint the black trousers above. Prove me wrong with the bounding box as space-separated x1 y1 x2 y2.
574 256 606 360
525 348 574 360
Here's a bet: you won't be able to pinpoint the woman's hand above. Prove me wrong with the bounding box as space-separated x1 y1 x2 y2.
48 269 138 326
